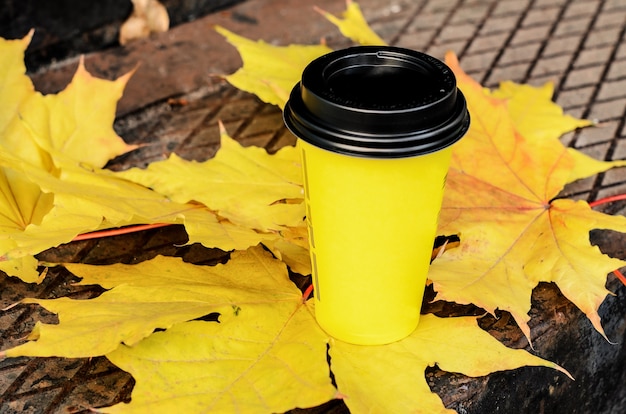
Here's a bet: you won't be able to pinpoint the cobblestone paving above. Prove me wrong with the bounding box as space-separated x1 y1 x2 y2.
1 0 625 412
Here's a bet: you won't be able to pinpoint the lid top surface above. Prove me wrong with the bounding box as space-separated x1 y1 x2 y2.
316 50 453 111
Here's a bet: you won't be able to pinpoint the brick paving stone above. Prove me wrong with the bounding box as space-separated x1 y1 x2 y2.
560 176 595 200
596 180 626 200
553 15 593 37
486 61 532 86
574 46 614 67
160 107 215 137
510 24 552 45
604 0 626 10
239 111 284 139
267 129 298 153
426 39 468 61
563 65 605 88
395 30 437 52
210 96 260 123
457 51 499 73
354 0 408 22
177 126 221 160
479 15 519 35
238 130 276 147
588 98 626 122
499 42 542 65
584 26 623 48
406 10 448 31
449 3 491 24
593 10 626 28
439 22 478 41
563 0 602 19
598 79 626 101
606 58 626 79
574 142 612 165
422 0 459 14
562 105 587 119
534 0 568 6
603 142 626 185
368 18 407 44
575 120 620 147
542 34 584 57
491 0 530 16
522 6 561 27
527 73 561 87
616 42 626 59
532 54 572 78
608 137 626 161
466 32 510 53
556 86 596 109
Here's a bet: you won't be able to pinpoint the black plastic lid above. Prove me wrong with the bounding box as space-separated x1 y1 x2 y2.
283 46 470 158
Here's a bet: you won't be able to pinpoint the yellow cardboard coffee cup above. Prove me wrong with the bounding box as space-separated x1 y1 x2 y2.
284 46 470 345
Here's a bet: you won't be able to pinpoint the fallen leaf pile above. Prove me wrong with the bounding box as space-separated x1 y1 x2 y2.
1 2 625 413
0 32 306 283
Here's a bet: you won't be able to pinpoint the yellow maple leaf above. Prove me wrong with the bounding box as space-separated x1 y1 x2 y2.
315 0 385 46
489 79 626 182
0 31 51 170
0 33 135 170
429 53 626 341
117 127 305 232
20 57 136 169
0 166 52 281
0 32 54 281
490 81 592 142
331 315 571 413
215 26 331 109
104 310 334 413
0 32 137 281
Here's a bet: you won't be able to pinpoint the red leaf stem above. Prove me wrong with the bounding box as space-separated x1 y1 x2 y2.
71 223 173 242
587 193 626 286
588 193 626 208
302 284 314 302
613 269 626 286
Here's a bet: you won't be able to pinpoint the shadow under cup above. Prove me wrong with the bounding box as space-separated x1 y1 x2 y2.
284 46 470 345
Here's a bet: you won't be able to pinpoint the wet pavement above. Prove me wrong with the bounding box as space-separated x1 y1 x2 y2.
1 0 626 412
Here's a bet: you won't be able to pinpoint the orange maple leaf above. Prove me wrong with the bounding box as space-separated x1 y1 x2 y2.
429 53 626 342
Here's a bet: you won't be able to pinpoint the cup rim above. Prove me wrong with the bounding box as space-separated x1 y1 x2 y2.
284 46 470 158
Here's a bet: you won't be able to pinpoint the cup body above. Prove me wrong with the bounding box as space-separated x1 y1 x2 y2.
284 46 469 344
300 139 452 344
